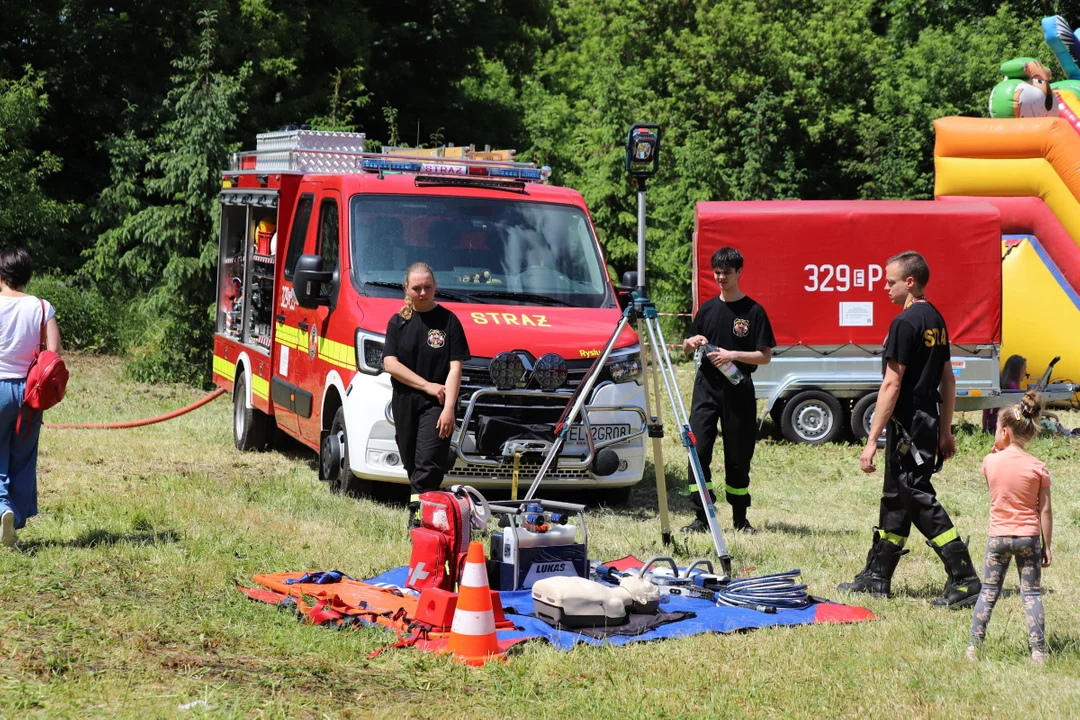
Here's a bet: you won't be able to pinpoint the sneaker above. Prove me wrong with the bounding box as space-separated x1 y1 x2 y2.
965 645 978 663
1032 650 1048 667
1 510 16 549
681 517 709 533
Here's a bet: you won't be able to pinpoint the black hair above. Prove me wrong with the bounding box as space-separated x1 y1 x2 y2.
1000 354 1027 389
886 250 930 286
0 247 32 290
711 247 744 272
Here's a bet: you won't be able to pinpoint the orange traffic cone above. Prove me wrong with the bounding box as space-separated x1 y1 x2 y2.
447 541 506 666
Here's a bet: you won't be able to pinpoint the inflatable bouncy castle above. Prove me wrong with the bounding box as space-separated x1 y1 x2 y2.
934 15 1080 392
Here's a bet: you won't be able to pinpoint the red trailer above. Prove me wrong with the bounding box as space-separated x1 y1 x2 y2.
692 201 1004 444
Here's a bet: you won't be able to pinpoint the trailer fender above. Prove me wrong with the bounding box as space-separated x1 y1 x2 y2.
763 373 882 414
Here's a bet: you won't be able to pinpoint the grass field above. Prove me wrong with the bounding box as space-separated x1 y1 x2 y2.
2 353 1079 719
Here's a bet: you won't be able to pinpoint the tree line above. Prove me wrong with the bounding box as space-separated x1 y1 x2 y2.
0 0 1064 383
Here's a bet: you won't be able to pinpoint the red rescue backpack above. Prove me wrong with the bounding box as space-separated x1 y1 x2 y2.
17 299 68 438
406 490 472 592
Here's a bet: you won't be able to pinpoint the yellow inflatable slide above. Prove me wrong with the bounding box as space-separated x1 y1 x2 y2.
934 92 1080 393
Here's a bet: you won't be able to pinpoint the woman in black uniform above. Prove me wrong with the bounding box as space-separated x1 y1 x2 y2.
382 262 470 528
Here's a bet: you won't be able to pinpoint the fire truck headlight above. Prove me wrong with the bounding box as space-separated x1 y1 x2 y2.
533 353 567 390
607 345 642 384
355 329 385 375
490 352 526 390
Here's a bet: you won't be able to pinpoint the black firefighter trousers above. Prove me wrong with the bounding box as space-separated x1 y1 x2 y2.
688 375 758 517
393 392 452 499
877 420 957 548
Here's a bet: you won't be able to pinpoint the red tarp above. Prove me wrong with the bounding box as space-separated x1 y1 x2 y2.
693 201 1003 346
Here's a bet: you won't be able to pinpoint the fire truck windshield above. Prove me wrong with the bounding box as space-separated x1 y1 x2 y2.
350 195 614 307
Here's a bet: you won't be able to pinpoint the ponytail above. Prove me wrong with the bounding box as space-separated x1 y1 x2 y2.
399 261 435 320
1000 390 1043 445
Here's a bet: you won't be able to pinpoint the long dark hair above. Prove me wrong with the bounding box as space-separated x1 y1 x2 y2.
1000 354 1027 389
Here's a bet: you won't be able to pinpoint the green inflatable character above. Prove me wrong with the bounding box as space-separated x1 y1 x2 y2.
988 57 1058 118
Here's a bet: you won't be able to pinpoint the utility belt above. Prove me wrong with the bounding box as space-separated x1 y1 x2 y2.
890 408 943 474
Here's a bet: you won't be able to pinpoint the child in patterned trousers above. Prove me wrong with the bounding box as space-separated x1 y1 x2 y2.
968 391 1053 666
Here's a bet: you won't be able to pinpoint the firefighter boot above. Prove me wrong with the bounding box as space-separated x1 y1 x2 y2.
407 496 422 534
837 529 908 598
929 537 982 608
681 508 710 534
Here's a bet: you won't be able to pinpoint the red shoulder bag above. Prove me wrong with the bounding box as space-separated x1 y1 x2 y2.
17 299 68 438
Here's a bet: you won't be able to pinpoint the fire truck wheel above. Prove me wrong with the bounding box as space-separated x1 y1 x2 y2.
850 393 878 442
233 372 271 451
780 390 844 445
325 408 372 497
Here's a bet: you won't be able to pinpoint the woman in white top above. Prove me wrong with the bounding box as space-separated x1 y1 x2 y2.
0 248 62 549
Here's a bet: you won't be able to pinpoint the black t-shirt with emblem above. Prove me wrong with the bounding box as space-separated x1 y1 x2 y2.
384 304 471 396
687 295 776 383
882 300 951 423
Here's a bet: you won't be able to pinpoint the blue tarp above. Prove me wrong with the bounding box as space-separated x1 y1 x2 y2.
367 567 861 650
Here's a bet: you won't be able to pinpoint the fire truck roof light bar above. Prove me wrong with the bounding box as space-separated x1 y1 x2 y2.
232 147 551 182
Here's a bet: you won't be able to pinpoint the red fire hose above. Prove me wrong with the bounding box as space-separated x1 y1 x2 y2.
44 388 227 430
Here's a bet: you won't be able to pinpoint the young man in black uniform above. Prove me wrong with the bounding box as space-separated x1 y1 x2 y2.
838 251 981 608
682 248 775 534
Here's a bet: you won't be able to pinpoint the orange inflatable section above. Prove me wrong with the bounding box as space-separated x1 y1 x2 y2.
934 116 1080 206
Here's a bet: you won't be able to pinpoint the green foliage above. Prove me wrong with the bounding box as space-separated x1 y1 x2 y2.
850 5 1049 199
0 68 76 266
87 11 249 386
512 0 884 316
307 67 371 132
8 0 1080 383
25 274 129 354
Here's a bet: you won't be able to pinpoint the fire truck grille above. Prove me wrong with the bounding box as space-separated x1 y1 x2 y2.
448 460 592 482
457 359 597 425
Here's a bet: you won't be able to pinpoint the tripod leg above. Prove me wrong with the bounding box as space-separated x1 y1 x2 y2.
511 451 521 501
523 310 633 501
639 319 671 546
642 315 731 570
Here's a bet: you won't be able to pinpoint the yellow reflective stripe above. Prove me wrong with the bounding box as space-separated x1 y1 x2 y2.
689 480 714 490
931 527 959 548
275 322 302 349
317 335 357 371
877 529 907 547
724 484 749 496
213 355 235 381
251 373 269 401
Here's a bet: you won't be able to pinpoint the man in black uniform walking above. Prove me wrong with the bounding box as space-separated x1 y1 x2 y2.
839 251 981 608
682 248 775 534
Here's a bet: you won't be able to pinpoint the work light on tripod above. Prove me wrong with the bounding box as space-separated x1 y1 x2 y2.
625 124 661 180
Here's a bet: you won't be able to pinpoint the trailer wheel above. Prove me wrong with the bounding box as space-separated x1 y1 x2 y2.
233 372 271 451
324 408 372 497
780 390 844 445
850 393 878 442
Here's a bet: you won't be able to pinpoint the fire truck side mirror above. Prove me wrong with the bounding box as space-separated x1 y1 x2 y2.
293 254 334 308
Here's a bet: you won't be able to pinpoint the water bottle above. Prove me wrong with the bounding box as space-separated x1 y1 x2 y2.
703 343 744 385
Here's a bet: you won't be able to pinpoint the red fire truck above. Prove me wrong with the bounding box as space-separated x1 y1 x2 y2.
213 130 646 501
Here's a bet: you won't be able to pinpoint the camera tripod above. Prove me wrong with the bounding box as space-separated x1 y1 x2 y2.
522 124 732 574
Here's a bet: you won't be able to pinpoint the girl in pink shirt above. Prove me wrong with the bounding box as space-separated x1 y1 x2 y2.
967 391 1053 666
